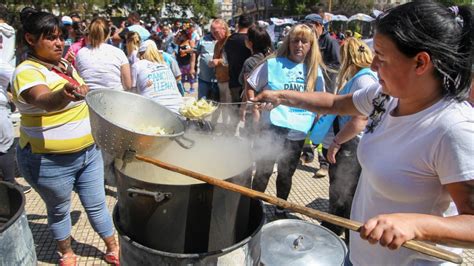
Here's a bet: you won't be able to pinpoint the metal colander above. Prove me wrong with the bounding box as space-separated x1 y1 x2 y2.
86 90 187 159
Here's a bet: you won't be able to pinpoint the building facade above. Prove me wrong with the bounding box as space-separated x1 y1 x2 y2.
216 0 233 21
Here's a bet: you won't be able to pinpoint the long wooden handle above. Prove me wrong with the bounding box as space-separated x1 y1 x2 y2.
134 154 463 264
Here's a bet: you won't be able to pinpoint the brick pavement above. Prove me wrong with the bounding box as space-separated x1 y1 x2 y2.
19 155 474 265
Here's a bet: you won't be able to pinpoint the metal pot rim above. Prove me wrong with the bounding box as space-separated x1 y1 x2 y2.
0 181 26 233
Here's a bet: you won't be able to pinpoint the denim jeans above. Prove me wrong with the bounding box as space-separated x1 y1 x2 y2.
17 144 114 241
197 78 219 101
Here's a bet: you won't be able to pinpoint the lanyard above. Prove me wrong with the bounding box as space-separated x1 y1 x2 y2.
51 68 81 87
27 55 81 87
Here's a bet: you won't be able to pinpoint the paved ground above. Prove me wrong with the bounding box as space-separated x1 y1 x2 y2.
10 88 474 265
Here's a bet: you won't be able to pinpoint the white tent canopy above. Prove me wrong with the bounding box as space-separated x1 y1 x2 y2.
270 17 297 26
348 13 375 22
330 15 349 22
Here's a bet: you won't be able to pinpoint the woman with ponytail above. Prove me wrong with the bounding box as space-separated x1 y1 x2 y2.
254 1 474 264
76 17 131 91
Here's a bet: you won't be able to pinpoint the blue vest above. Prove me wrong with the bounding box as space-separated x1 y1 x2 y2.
267 57 323 133
128 25 150 41
310 68 377 143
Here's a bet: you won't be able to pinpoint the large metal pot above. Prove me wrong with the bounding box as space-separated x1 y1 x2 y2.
114 133 254 254
113 199 264 266
86 89 193 159
0 182 37 265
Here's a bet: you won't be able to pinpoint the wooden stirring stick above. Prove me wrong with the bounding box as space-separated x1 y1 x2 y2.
133 154 463 264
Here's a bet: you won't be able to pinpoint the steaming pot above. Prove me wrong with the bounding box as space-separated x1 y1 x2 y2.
114 133 254 253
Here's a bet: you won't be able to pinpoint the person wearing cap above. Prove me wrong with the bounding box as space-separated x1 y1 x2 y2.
61 15 74 48
303 13 341 178
304 13 340 93
131 40 183 114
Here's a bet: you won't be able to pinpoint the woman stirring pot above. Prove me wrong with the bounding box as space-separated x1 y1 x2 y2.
254 2 474 264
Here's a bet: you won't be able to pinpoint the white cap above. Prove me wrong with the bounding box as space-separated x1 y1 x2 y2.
62 16 73 26
138 40 157 53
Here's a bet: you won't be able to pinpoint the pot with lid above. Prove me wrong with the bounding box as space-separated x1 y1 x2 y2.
114 133 255 254
260 219 348 266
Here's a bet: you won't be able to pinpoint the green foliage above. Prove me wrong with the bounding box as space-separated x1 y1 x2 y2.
334 0 373 15
437 0 472 6
273 0 323 15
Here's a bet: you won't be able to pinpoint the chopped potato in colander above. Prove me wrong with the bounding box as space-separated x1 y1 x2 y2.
137 126 170 135
180 99 218 119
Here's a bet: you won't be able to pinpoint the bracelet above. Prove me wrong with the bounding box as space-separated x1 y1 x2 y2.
332 138 341 147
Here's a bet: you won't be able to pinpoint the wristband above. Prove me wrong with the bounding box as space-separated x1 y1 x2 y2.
332 138 341 147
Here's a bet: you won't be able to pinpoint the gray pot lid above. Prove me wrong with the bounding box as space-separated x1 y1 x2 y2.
260 219 348 266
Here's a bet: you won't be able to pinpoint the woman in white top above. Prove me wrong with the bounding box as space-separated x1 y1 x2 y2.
254 2 474 265
76 17 132 91
126 31 141 65
131 40 183 114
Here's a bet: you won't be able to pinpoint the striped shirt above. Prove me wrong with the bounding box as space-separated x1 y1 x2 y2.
12 59 94 154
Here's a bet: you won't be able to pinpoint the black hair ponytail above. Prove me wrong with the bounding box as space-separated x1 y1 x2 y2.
455 6 474 100
375 1 473 102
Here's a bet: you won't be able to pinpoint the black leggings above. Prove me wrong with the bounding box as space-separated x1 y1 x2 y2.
321 137 361 238
0 143 16 182
252 126 305 200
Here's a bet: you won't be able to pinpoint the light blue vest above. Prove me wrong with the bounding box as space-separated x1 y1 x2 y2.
267 57 323 133
128 25 150 41
310 68 377 143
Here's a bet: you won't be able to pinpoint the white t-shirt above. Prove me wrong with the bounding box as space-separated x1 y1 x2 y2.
131 60 183 114
128 50 139 66
76 43 129 91
322 74 378 148
350 84 474 266
247 61 325 141
0 59 14 107
0 23 16 67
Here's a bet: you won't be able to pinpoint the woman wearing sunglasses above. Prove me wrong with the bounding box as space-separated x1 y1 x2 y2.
246 24 325 216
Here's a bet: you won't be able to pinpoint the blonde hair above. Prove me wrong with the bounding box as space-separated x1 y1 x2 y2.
336 37 373 93
126 31 141 57
211 18 231 37
139 41 165 64
276 24 324 92
88 17 110 48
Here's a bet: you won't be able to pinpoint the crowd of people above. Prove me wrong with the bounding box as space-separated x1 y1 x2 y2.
0 1 473 266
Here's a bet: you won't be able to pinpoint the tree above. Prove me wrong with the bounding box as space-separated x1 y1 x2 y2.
272 0 322 16
333 0 373 16
437 0 472 6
